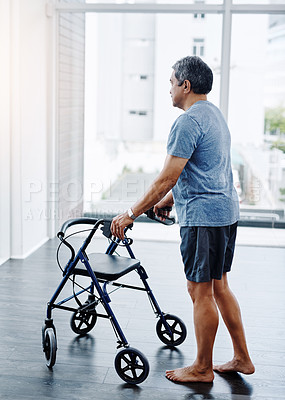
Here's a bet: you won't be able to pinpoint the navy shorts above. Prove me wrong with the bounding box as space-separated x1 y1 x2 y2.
180 222 238 283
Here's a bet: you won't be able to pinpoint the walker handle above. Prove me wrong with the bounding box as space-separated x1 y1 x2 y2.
57 217 99 238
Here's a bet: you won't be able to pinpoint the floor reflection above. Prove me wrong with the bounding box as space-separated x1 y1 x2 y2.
68 334 96 357
215 371 253 398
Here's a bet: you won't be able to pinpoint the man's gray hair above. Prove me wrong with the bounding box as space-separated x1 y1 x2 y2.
172 56 213 95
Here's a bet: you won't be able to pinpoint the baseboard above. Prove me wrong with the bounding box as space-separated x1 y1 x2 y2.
11 237 49 260
0 257 9 266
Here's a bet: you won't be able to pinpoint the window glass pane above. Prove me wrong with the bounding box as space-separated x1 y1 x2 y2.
229 15 285 222
84 13 222 216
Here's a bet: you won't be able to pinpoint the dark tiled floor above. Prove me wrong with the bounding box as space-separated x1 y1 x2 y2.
0 231 285 400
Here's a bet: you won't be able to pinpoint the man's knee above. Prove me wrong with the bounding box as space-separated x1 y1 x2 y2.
213 273 229 300
187 280 213 303
187 280 197 302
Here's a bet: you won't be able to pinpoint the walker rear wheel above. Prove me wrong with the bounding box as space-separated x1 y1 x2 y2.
156 314 187 346
70 308 97 335
114 347 149 384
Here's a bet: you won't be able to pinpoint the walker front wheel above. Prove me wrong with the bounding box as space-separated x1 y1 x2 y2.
43 328 57 368
156 314 187 346
114 347 149 384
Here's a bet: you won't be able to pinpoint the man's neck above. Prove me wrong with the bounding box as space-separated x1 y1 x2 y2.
182 94 207 111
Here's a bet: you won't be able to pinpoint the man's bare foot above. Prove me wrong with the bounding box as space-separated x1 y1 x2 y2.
165 365 214 383
213 358 255 375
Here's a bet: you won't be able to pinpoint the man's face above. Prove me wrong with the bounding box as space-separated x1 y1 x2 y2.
170 70 184 109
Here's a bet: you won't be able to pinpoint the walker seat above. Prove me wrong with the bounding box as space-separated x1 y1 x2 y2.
74 253 140 280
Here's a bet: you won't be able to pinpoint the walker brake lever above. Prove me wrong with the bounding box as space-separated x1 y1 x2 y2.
101 220 112 239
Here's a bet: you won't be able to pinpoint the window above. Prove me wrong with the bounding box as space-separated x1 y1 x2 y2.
194 0 205 19
193 38 205 56
229 14 285 216
194 13 205 19
129 110 148 116
72 0 285 226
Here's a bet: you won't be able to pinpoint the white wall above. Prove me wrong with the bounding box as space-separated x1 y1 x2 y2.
0 0 53 261
57 9 85 228
0 0 11 264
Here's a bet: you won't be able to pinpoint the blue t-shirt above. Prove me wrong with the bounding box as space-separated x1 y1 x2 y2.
167 100 240 227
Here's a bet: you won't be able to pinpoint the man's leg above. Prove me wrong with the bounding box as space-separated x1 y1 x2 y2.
213 273 255 374
166 280 217 383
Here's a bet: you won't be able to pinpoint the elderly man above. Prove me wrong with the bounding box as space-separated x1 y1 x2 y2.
111 56 254 383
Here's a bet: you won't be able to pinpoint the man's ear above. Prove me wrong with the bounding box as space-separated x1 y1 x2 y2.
184 80 191 93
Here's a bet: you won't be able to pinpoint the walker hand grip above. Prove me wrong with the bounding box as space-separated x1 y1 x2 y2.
144 207 175 225
101 220 134 239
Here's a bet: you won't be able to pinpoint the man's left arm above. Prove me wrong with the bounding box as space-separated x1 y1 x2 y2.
111 155 188 239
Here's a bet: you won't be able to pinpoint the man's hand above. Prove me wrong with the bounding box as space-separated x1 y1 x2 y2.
111 212 134 240
154 207 170 222
154 192 174 221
